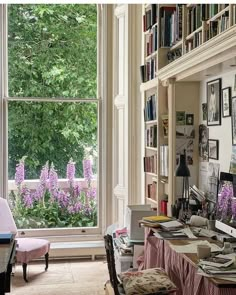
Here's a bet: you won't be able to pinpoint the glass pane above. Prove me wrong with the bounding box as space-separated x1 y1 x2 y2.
8 101 98 229
8 4 97 98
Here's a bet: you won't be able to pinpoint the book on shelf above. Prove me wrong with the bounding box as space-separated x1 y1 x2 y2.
147 180 157 199
160 6 176 47
160 145 168 177
143 4 157 32
145 125 157 148
143 154 157 174
144 94 156 121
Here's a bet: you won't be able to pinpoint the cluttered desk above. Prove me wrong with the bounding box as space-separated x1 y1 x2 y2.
139 215 236 295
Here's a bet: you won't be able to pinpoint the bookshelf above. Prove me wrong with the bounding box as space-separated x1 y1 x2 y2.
141 4 170 212
140 3 236 215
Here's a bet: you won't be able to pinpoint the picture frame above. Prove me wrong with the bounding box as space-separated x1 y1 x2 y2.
202 103 207 121
231 96 236 145
222 87 231 117
207 78 221 126
176 111 185 125
208 139 219 160
186 114 194 125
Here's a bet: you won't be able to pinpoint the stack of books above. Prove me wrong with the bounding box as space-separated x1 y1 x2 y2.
139 215 173 228
199 254 236 277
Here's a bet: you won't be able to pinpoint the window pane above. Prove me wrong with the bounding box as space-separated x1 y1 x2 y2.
8 101 98 229
8 4 97 98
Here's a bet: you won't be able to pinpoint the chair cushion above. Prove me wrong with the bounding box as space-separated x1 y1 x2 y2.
16 238 50 264
118 268 177 295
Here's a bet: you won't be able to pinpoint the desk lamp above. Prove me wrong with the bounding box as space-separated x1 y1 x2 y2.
176 150 190 220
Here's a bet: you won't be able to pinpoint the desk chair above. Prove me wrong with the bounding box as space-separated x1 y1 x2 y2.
0 197 50 282
104 234 177 295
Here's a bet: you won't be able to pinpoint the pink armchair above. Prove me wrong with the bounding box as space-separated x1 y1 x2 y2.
0 197 50 282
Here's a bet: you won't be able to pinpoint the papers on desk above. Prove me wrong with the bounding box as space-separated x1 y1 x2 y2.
169 240 222 253
160 220 183 230
197 253 236 282
154 231 188 239
154 227 197 240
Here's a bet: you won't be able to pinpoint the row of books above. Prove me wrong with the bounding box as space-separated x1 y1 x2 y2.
187 5 203 35
160 6 176 47
143 4 157 32
160 144 168 177
140 58 156 83
185 31 202 53
144 154 157 174
145 125 157 148
208 4 229 19
207 16 229 40
169 5 183 47
147 180 157 200
144 94 156 121
145 25 158 56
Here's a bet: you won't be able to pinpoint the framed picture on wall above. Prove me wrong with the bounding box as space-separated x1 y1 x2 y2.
231 96 236 145
222 87 231 117
207 79 221 126
208 139 219 160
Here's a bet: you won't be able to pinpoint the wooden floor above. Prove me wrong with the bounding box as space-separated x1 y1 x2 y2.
11 259 108 295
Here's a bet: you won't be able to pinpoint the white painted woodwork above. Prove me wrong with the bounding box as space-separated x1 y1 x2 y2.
112 4 142 227
113 4 128 227
158 25 236 83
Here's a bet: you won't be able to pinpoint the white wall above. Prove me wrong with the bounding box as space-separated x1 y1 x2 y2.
199 69 236 191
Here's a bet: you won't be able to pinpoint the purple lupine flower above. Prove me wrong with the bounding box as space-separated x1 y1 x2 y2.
83 159 93 184
67 205 75 214
49 163 58 192
74 183 82 197
217 183 233 221
40 162 49 186
87 187 96 200
57 190 69 208
15 158 25 186
67 159 75 185
67 201 82 214
21 185 34 208
34 184 45 201
74 202 82 213
84 204 92 215
231 198 236 221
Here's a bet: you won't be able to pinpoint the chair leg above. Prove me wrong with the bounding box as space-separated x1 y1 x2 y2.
45 253 49 271
22 263 28 283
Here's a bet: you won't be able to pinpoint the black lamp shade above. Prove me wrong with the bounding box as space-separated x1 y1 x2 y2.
176 152 190 177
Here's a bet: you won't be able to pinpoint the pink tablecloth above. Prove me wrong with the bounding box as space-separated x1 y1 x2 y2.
141 228 236 295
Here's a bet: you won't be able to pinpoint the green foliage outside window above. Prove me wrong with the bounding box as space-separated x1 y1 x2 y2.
8 4 97 179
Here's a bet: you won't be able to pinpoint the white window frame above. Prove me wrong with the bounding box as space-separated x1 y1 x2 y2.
0 4 108 242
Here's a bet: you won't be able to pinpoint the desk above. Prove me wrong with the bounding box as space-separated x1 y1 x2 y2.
0 241 16 295
141 228 236 295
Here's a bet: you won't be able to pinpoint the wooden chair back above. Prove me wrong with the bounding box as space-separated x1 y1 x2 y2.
104 234 121 295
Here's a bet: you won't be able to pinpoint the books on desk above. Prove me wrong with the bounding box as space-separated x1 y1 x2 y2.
154 230 188 239
0 233 14 244
160 220 184 230
142 215 172 223
139 215 173 228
